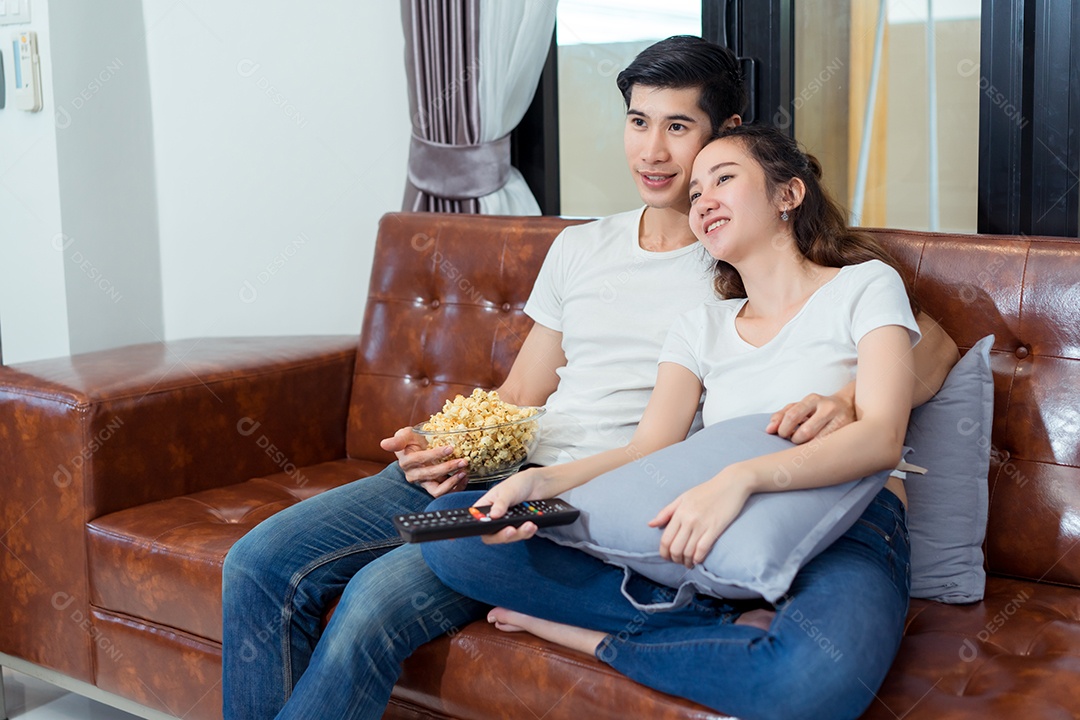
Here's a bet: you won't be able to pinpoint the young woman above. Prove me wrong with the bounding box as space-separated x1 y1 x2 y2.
422 124 920 720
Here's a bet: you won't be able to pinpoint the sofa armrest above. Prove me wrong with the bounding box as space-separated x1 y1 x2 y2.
0 335 357 518
0 335 356 679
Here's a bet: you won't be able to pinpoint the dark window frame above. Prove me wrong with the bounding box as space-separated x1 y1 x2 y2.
510 31 560 216
977 0 1080 237
1024 0 1079 237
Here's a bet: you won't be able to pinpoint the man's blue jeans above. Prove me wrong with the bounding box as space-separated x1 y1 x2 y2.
221 463 488 720
423 488 911 720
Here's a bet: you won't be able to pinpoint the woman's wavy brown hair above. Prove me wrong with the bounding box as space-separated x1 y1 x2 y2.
708 124 918 313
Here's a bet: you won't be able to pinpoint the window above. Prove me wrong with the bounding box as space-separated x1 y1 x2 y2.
793 0 981 231
739 0 1078 236
515 0 1079 238
556 0 702 216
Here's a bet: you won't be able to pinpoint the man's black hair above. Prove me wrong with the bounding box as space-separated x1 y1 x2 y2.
616 35 746 135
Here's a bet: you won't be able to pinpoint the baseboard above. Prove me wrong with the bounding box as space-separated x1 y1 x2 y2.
0 653 178 720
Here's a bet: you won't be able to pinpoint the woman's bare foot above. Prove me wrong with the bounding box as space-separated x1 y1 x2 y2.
488 607 605 656
486 607 530 633
734 608 775 631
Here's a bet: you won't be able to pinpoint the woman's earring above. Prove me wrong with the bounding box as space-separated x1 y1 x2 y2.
780 209 790 221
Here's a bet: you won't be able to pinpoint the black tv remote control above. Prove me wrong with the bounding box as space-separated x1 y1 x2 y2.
393 499 580 543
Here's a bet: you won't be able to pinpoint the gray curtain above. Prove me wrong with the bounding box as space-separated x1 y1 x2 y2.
402 0 486 213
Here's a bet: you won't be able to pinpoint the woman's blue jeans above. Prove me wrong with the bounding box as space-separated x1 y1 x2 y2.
221 463 490 720
423 488 911 720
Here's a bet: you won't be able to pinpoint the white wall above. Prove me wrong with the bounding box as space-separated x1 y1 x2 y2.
143 0 410 341
51 0 165 354
0 0 409 364
0 0 71 364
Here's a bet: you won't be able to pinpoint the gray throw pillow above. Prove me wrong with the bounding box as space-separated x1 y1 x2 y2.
540 413 892 610
905 334 994 603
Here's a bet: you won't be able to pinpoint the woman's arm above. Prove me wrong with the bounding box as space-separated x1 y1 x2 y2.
651 324 916 566
476 362 703 540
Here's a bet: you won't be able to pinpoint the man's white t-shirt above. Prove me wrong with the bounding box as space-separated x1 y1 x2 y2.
659 260 921 427
525 207 715 466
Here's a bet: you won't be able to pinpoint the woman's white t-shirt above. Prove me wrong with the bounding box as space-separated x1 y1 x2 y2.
659 260 921 427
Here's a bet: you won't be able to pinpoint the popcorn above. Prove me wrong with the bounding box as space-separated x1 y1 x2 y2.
421 389 541 478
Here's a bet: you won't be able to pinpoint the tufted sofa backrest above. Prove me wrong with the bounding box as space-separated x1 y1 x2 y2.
347 213 586 461
350 213 1080 587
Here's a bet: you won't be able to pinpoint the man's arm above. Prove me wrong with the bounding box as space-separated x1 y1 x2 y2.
380 323 566 496
909 312 959 406
768 312 958 443
495 323 566 406
767 387 856 445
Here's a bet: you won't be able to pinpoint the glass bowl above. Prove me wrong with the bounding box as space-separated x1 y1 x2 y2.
413 408 546 484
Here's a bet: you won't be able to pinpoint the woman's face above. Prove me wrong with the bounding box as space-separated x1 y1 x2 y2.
687 137 785 263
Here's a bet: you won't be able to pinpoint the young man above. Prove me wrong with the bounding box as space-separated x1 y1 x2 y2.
222 36 956 719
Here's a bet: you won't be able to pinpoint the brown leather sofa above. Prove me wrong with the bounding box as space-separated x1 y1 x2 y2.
1 212 1078 720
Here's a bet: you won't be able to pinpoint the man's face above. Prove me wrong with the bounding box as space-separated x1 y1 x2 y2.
623 85 714 214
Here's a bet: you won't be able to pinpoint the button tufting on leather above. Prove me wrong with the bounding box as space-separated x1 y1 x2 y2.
501 302 512 313
430 299 441 310
421 377 431 387
1015 345 1030 359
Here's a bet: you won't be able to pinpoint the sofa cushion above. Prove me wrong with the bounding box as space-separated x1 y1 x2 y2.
90 608 224 720
391 618 725 720
860 576 1080 719
388 575 1080 720
87 459 383 641
905 335 994 603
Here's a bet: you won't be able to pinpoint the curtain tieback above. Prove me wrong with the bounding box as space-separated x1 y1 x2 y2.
408 134 511 200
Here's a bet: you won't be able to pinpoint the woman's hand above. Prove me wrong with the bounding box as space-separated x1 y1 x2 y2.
474 468 548 545
649 468 754 568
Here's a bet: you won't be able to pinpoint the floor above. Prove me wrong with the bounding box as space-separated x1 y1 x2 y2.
1 668 140 719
